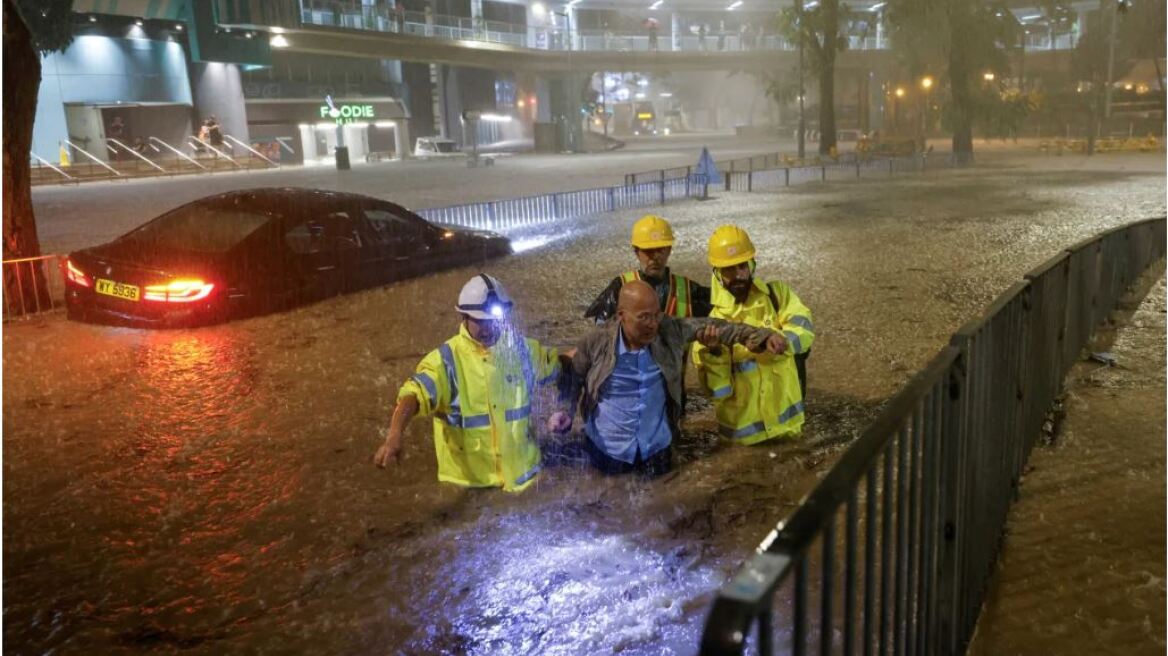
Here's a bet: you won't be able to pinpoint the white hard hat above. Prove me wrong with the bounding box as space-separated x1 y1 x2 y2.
456 274 513 320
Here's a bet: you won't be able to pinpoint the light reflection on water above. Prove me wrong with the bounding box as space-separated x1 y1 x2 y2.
408 515 720 655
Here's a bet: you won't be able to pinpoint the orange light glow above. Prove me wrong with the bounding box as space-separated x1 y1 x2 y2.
144 279 215 303
517 99 526 108
65 259 91 287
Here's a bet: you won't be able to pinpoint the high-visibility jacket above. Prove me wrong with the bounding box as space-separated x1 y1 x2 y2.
398 324 561 492
621 270 693 317
692 277 814 444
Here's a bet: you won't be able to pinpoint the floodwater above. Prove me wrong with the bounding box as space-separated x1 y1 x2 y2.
5 152 1165 654
969 274 1167 656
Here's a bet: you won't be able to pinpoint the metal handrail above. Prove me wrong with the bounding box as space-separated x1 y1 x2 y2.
224 134 278 167
149 136 206 169
63 139 122 176
2 254 65 319
107 138 168 173
188 137 241 166
29 152 73 180
698 216 1168 655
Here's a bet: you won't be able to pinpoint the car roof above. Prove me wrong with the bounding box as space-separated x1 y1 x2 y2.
192 188 416 216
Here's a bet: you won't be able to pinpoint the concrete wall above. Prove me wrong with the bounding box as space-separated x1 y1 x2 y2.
33 34 194 159
189 61 250 144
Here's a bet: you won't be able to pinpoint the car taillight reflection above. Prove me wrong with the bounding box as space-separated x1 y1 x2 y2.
65 259 91 287
143 279 215 303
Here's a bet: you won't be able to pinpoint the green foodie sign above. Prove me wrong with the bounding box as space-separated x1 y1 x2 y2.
320 103 376 124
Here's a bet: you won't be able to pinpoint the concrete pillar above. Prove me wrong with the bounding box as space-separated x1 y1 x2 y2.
430 63 446 137
470 0 484 37
567 6 578 50
671 12 681 51
394 120 411 159
342 124 367 161
189 62 250 144
299 124 317 160
876 11 884 49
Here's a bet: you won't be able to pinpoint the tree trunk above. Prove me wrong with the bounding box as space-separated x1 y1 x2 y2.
817 0 839 156
948 18 974 165
3 0 52 315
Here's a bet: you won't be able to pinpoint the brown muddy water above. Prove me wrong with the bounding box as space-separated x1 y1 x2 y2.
4 153 1164 654
969 275 1166 656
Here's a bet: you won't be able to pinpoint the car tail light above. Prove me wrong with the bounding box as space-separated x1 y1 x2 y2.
143 279 215 303
65 259 91 287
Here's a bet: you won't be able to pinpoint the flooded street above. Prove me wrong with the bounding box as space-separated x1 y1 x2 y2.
5 153 1164 653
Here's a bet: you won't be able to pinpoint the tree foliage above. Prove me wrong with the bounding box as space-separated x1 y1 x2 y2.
885 0 1068 157
776 0 850 154
12 0 75 54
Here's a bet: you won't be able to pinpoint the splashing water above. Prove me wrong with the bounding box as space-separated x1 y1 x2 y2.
409 514 721 655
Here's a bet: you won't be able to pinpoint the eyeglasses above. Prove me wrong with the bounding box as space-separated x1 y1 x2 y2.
631 310 663 324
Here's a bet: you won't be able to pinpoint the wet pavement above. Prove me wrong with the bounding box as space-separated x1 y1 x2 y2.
4 151 1165 654
969 273 1166 656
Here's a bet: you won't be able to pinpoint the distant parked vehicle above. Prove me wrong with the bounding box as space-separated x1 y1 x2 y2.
64 188 511 327
414 137 463 159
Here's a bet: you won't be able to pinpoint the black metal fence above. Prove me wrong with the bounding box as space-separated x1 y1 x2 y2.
415 175 705 231
723 154 950 192
699 217 1167 656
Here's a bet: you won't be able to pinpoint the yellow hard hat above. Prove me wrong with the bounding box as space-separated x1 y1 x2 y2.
630 214 675 249
707 225 756 268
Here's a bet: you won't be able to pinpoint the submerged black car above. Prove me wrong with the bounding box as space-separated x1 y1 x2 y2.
64 188 511 326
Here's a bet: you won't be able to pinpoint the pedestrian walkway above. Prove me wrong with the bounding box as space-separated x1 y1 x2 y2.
969 273 1166 655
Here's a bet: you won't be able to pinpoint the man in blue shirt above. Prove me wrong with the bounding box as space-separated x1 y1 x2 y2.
556 281 785 476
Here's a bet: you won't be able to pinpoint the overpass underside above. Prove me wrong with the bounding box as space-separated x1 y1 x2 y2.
283 25 898 74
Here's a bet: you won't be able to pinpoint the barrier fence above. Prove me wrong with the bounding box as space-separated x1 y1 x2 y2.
415 175 703 231
698 216 1167 656
722 154 949 192
2 254 66 320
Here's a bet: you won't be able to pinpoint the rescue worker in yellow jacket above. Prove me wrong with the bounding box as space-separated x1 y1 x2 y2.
584 214 713 323
373 274 568 492
692 226 814 444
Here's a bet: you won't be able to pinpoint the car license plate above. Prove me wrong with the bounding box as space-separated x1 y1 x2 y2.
95 278 140 302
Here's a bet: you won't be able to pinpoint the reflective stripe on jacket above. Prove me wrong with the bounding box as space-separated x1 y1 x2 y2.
398 324 560 491
692 276 814 444
621 270 693 317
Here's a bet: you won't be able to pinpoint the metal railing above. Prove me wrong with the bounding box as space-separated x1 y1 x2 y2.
722 153 950 191
698 216 1167 655
2 254 67 320
625 152 858 187
30 135 278 186
415 175 705 232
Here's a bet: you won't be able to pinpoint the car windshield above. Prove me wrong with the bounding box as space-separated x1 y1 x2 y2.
434 141 456 153
119 202 271 253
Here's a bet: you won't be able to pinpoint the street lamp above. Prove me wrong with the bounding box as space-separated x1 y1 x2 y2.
919 76 933 151
894 86 905 132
